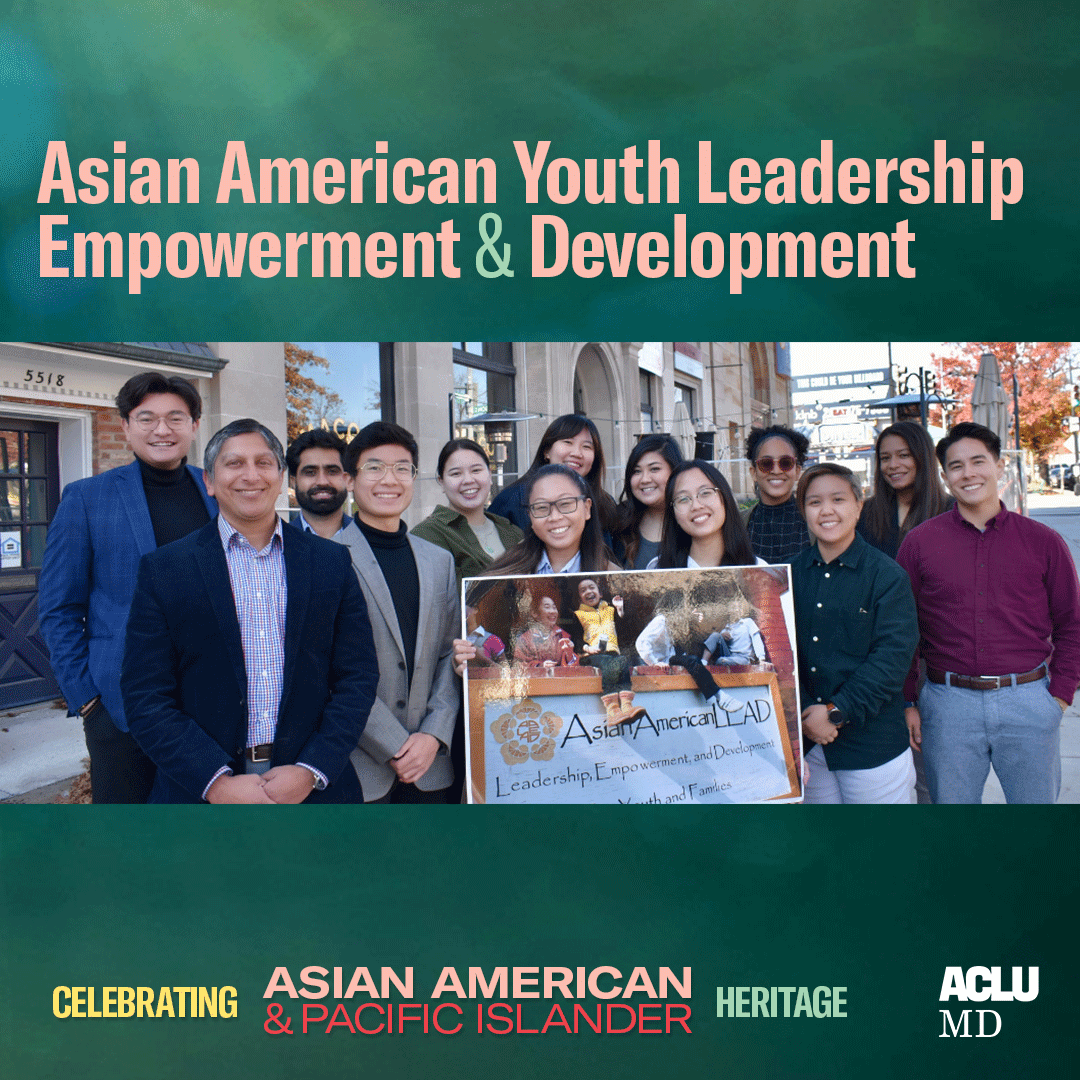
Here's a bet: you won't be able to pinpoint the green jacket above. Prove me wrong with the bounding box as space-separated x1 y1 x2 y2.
411 503 523 590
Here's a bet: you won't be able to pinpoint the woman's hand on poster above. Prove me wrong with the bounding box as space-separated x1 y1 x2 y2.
452 638 476 676
801 704 839 745
905 705 922 751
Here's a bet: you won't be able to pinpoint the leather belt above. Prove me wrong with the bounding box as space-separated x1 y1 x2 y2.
926 664 1047 691
245 743 273 763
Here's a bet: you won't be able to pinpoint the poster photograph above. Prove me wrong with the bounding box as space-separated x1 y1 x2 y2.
464 566 802 803
1 4 1078 1080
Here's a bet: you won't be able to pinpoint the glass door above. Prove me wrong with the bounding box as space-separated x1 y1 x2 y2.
0 418 61 708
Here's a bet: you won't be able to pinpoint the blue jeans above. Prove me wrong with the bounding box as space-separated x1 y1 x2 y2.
918 675 1062 804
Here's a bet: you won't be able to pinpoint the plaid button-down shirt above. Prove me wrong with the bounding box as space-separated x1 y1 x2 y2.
202 515 326 797
746 496 811 565
219 514 287 747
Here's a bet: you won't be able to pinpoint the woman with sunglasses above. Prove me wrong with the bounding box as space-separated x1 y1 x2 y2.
412 438 523 590
615 434 684 569
453 464 620 673
743 425 812 564
653 460 764 570
489 414 620 541
858 422 952 560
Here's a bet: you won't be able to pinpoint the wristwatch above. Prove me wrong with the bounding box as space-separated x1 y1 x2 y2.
825 702 846 728
78 695 101 718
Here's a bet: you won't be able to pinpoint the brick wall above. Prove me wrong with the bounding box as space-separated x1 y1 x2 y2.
0 395 126 474
92 408 130 473
746 571 801 766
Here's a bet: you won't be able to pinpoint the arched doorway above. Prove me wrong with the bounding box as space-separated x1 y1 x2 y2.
572 345 618 491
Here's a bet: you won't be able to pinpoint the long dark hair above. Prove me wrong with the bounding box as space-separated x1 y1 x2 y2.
862 422 949 543
484 465 613 576
515 414 618 532
616 434 684 566
657 460 756 568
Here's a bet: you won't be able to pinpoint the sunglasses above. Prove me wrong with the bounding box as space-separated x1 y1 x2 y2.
754 455 797 473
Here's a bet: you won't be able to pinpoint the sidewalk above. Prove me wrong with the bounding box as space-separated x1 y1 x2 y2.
0 700 86 803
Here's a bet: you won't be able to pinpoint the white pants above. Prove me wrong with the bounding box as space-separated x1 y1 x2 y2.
803 744 916 804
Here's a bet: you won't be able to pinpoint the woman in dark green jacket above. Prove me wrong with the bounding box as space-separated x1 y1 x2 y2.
412 438 523 591
792 463 919 804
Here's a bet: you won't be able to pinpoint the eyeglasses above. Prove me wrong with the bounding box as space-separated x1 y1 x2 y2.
528 496 587 519
672 487 720 510
130 412 192 431
356 461 418 482
754 455 797 473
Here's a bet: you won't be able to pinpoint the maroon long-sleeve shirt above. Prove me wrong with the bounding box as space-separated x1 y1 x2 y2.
896 503 1080 703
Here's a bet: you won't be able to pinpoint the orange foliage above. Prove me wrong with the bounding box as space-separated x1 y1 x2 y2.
285 342 344 443
933 342 1075 464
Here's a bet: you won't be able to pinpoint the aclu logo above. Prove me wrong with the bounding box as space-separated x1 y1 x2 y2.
938 966 1038 1038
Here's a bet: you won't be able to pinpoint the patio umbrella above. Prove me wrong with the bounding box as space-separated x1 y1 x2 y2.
671 400 696 459
971 351 1011 446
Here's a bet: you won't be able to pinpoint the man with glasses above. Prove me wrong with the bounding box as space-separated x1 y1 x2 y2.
338 422 460 802
39 372 216 802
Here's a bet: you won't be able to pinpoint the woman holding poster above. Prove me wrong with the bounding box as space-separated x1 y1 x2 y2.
791 463 920 804
452 463 620 674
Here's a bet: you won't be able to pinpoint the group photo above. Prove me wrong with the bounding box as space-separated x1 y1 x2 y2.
1 340 1077 806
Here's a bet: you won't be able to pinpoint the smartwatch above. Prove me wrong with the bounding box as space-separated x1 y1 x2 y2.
826 702 845 728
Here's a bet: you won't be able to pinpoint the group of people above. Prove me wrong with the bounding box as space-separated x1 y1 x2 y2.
36 373 1080 805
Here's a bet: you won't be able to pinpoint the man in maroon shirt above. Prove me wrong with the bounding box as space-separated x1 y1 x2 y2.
897 422 1080 803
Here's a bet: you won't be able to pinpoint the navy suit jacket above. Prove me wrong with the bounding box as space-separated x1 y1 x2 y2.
121 518 379 803
38 459 216 729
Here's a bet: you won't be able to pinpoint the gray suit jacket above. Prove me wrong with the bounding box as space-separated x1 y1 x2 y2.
335 520 460 799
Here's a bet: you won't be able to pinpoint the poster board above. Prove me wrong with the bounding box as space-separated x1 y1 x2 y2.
463 566 802 803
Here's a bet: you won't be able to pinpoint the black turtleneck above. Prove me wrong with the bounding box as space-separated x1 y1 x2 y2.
138 457 211 547
355 515 420 686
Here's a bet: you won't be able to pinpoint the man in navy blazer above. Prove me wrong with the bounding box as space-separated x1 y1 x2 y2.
121 419 378 804
39 372 217 803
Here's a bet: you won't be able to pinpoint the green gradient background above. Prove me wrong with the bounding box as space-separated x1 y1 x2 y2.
1 810 1074 1079
1 4 1077 1077
0 1 1077 338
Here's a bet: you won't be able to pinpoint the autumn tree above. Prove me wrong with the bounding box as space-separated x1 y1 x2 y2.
933 342 1076 466
285 342 344 443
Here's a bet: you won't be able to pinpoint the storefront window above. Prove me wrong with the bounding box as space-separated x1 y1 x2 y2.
451 343 518 490
287 341 393 442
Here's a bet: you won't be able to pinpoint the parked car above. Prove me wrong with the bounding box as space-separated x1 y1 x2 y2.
1048 464 1075 490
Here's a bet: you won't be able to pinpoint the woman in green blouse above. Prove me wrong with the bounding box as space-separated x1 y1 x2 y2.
412 438 523 591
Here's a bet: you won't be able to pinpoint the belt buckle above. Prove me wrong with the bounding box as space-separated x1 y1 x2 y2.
248 743 272 763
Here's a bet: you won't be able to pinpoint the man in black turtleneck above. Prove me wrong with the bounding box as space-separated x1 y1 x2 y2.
39 372 216 803
330 422 459 803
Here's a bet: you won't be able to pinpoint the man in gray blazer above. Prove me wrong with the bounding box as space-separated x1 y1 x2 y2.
301 421 458 802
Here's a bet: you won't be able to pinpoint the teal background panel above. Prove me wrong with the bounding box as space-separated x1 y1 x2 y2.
0 1 1076 339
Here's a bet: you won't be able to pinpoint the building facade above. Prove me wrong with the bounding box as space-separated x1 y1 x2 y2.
0 341 285 709
1 340 790 709
290 341 793 519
